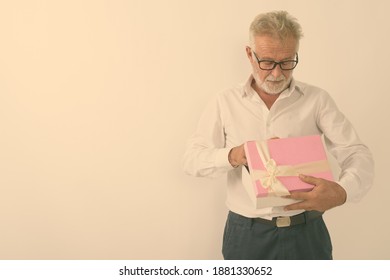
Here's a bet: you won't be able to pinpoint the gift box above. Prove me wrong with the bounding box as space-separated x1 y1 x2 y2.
242 135 333 208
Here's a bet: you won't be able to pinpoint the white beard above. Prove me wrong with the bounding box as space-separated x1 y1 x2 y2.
259 75 292 95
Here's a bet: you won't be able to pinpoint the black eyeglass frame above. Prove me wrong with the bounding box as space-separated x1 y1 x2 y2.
252 51 299 71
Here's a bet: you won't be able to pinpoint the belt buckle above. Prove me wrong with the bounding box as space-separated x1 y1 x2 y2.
276 216 291 227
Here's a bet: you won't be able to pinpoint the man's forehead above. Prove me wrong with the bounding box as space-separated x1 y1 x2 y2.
253 35 298 57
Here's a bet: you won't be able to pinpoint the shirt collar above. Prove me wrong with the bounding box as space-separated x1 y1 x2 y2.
242 75 304 98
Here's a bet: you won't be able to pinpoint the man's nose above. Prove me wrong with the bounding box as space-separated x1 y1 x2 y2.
271 64 283 77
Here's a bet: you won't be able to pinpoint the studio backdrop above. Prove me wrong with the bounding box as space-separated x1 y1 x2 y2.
0 0 388 259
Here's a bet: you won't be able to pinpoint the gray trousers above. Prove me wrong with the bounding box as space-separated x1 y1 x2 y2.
222 211 333 260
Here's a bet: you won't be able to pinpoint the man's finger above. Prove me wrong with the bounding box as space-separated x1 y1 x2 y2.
284 201 307 211
299 174 321 186
285 190 310 201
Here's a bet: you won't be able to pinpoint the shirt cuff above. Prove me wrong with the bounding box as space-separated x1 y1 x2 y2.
336 175 359 203
215 148 235 169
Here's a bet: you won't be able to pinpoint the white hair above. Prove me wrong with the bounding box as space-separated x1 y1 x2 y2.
249 11 303 48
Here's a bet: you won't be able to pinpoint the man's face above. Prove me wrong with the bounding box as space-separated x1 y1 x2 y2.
247 35 298 95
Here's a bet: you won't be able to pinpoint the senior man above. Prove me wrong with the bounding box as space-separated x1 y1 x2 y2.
183 11 374 259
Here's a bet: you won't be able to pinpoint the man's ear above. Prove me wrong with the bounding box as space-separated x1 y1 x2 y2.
245 46 253 61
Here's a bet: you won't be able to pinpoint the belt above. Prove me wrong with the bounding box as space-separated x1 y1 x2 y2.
252 211 323 228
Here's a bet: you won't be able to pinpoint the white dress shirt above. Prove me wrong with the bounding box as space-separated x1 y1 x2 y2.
183 75 374 219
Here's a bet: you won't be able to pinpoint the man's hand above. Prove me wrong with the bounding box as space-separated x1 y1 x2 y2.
284 174 347 212
228 144 247 167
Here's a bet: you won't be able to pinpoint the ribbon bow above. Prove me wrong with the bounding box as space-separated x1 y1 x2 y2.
261 159 280 188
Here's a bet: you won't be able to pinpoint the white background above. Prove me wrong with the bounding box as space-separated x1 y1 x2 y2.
0 0 389 259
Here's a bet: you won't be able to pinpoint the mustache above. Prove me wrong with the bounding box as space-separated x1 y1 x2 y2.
266 76 285 82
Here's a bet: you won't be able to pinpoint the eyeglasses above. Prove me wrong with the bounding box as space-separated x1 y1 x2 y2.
252 51 299 70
